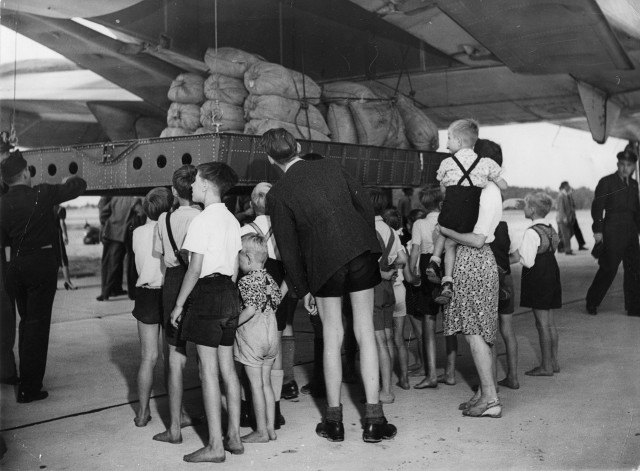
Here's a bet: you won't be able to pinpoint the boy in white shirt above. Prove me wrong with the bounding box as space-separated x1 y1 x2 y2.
131 187 173 428
169 162 243 463
152 164 201 445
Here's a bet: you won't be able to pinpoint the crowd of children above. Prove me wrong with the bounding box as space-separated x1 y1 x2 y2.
126 122 563 462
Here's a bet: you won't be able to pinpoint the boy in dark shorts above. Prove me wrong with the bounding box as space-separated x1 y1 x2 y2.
263 128 397 444
131 187 173 427
153 164 200 444
169 162 243 462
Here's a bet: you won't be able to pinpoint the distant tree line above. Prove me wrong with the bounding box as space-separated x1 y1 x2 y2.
503 186 594 210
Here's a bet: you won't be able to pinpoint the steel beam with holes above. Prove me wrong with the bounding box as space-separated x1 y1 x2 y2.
21 132 444 195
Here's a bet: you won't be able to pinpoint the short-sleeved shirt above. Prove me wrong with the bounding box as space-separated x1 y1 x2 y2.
182 203 241 277
472 181 502 243
238 268 282 312
375 216 403 268
240 215 279 260
132 220 164 288
437 148 502 188
518 218 550 268
155 205 201 268
411 211 439 254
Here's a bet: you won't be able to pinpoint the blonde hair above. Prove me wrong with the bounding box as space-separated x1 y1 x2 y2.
251 182 272 215
241 233 268 264
448 119 479 147
524 192 553 218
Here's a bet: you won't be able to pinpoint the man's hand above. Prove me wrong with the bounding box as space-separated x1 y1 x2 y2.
594 233 603 243
170 305 183 328
304 293 317 314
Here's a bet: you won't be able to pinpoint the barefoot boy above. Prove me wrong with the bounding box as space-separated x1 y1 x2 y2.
170 162 243 462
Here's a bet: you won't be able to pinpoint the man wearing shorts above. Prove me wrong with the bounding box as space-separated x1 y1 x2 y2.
263 128 397 444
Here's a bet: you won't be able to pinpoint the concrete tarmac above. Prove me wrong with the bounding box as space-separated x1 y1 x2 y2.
1 251 639 470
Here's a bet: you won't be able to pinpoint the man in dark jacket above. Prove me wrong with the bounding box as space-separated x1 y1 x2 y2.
586 150 640 316
0 150 86 402
263 128 396 444
97 196 144 301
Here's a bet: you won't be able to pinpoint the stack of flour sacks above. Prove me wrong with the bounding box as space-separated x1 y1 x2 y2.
160 47 438 151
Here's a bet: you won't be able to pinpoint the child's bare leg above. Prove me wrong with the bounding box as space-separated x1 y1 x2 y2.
443 238 457 281
218 345 243 452
497 314 519 389
384 327 395 381
374 328 393 403
407 315 423 373
444 334 458 382
262 363 277 440
526 309 554 376
549 310 560 372
392 317 409 389
415 314 437 388
183 346 225 463
242 365 270 443
426 235 446 282
135 321 160 427
153 343 187 443
432 233 445 261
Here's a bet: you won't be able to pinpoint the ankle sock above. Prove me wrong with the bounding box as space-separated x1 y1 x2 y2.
441 276 453 284
326 404 343 422
281 336 296 384
365 402 385 424
271 369 284 399
430 256 441 265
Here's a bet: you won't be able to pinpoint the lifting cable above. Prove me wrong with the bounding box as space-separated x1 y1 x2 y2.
9 4 20 147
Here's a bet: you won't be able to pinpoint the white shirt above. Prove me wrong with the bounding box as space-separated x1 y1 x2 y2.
518 218 548 268
473 181 502 243
240 214 280 260
411 211 439 254
155 205 201 268
182 203 241 277
132 220 165 288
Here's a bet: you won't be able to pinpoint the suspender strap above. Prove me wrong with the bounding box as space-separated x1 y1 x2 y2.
249 221 273 240
376 228 396 268
166 212 188 268
452 155 482 187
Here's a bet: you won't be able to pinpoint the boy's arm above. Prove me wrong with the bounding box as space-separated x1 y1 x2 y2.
518 229 539 268
409 243 421 278
170 252 203 327
238 305 257 325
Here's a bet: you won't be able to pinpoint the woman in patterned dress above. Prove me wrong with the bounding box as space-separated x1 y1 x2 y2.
439 139 504 419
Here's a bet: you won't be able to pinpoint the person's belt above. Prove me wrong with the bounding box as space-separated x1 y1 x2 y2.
203 272 229 279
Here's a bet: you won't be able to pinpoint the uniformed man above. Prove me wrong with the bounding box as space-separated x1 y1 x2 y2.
0 131 17 385
586 150 640 316
0 150 87 402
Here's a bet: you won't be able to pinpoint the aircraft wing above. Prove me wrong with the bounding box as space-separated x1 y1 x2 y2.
1 0 638 148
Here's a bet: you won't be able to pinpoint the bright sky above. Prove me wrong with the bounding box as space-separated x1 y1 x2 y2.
0 25 627 200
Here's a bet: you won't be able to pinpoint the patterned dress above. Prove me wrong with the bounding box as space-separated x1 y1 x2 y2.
443 244 499 344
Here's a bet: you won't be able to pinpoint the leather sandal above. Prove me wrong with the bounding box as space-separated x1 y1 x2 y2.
462 398 502 418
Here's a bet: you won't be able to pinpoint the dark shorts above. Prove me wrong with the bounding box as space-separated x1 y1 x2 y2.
373 279 395 330
414 254 440 317
275 295 298 331
438 185 481 233
132 287 163 325
163 266 188 348
315 251 382 298
181 275 240 348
